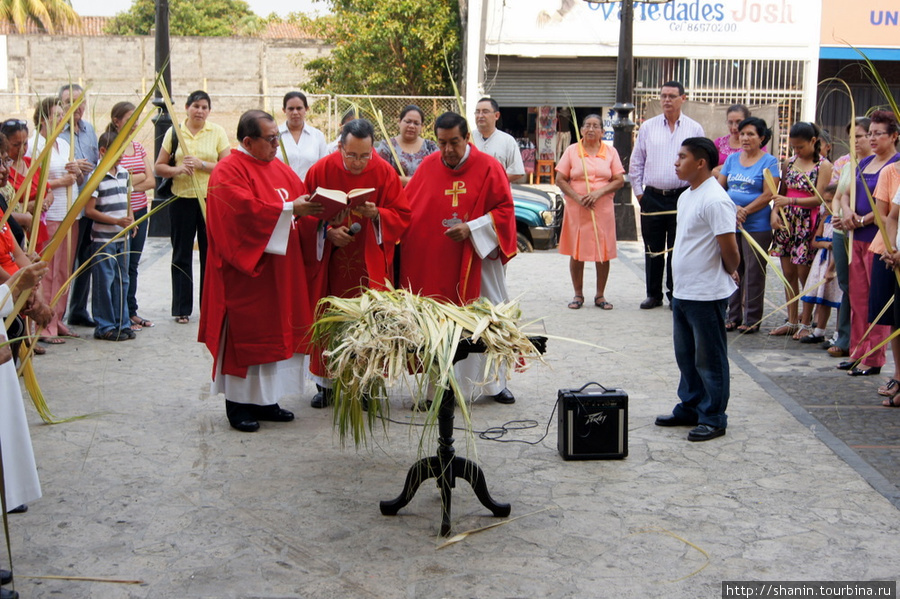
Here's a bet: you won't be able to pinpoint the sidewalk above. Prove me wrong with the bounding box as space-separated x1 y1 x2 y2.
5 238 900 598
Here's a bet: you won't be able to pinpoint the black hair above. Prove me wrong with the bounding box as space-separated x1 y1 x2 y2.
283 91 308 110
185 90 212 110
738 117 772 148
726 104 751 120
399 104 425 123
662 81 685 95
476 97 500 113
237 110 275 141
789 121 822 161
824 183 838 196
0 119 28 138
681 137 718 169
0 132 8 154
340 118 375 145
434 112 469 138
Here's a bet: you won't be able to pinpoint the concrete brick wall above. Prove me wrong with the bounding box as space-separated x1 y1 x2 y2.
1 34 332 137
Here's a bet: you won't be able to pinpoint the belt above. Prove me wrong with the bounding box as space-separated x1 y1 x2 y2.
644 185 687 197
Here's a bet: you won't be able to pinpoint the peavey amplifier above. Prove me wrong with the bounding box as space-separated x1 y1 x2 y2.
557 382 628 460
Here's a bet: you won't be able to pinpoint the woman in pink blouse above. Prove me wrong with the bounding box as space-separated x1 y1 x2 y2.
555 114 625 310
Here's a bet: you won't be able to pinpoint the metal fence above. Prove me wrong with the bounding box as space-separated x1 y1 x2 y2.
634 57 806 159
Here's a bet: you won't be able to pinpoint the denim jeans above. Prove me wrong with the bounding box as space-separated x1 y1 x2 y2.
91 240 130 334
127 207 148 317
671 297 730 428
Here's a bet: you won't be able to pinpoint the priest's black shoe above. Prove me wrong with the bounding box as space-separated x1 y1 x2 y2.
1 587 19 599
68 314 96 328
640 296 664 310
310 385 332 409
489 388 515 404
254 403 294 422
655 413 697 427
0 569 11 585
8 504 26 514
225 400 260 433
687 424 726 442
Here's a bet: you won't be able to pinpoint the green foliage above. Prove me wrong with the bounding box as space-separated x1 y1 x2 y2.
105 0 259 37
0 0 79 33
302 0 461 96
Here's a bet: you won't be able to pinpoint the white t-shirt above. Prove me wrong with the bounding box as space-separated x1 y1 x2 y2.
473 128 525 177
672 176 738 301
27 134 74 222
277 122 328 181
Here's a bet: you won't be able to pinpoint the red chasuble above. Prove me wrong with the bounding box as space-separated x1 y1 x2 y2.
303 150 410 298
400 144 516 304
199 149 313 378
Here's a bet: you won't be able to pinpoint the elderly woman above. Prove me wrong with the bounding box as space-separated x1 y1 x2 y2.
717 117 779 333
376 105 438 186
277 91 328 181
555 114 625 310
154 90 230 324
26 97 84 343
838 110 900 376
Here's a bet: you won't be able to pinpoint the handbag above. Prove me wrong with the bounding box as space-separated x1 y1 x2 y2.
155 127 179 199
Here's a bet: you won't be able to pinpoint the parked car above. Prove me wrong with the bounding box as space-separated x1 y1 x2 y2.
512 183 564 252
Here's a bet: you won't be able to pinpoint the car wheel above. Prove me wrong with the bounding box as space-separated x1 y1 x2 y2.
517 232 533 253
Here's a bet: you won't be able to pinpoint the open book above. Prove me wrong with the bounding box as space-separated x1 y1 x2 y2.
310 187 376 221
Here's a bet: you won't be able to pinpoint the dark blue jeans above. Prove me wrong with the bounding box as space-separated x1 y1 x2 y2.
127 207 148 318
671 297 730 429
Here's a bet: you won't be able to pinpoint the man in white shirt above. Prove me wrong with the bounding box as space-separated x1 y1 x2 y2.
472 97 525 183
629 81 704 309
654 137 739 442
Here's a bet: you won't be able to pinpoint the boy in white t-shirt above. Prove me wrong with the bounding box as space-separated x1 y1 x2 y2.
654 137 740 442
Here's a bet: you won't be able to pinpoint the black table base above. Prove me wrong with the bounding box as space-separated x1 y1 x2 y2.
380 337 545 536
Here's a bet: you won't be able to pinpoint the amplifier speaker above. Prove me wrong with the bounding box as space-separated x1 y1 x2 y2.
557 382 628 460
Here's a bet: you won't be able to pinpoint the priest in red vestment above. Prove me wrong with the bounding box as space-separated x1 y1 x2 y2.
199 110 324 433
400 111 518 404
302 118 411 407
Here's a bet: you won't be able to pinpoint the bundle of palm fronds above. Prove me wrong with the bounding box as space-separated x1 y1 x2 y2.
312 288 544 448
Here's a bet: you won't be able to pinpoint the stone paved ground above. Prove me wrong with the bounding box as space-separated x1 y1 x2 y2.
2 237 899 599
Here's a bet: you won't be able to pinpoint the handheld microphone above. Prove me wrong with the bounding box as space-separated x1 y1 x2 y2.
347 222 362 236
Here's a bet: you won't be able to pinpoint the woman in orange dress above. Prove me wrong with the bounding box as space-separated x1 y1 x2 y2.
555 114 625 309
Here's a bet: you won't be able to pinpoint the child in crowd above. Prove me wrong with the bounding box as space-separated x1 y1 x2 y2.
85 131 134 341
797 185 841 344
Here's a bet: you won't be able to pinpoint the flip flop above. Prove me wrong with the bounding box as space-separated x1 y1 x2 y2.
567 295 584 310
39 336 65 345
175 316 190 324
131 315 154 328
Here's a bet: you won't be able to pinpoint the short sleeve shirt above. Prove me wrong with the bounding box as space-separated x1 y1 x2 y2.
720 152 779 232
473 129 525 177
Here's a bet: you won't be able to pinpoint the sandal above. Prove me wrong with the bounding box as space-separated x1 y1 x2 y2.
39 336 65 345
737 324 759 334
567 295 584 310
594 296 613 310
175 316 190 324
768 322 798 336
725 321 740 332
131 315 154 328
31 344 46 355
827 345 848 358
878 379 900 397
792 324 812 341
883 392 900 407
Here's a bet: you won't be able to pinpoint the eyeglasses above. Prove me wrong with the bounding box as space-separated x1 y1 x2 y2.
474 109 495 116
341 149 371 162
866 130 891 138
255 134 280 145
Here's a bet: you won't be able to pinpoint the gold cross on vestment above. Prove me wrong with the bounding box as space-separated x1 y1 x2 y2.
444 181 466 207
